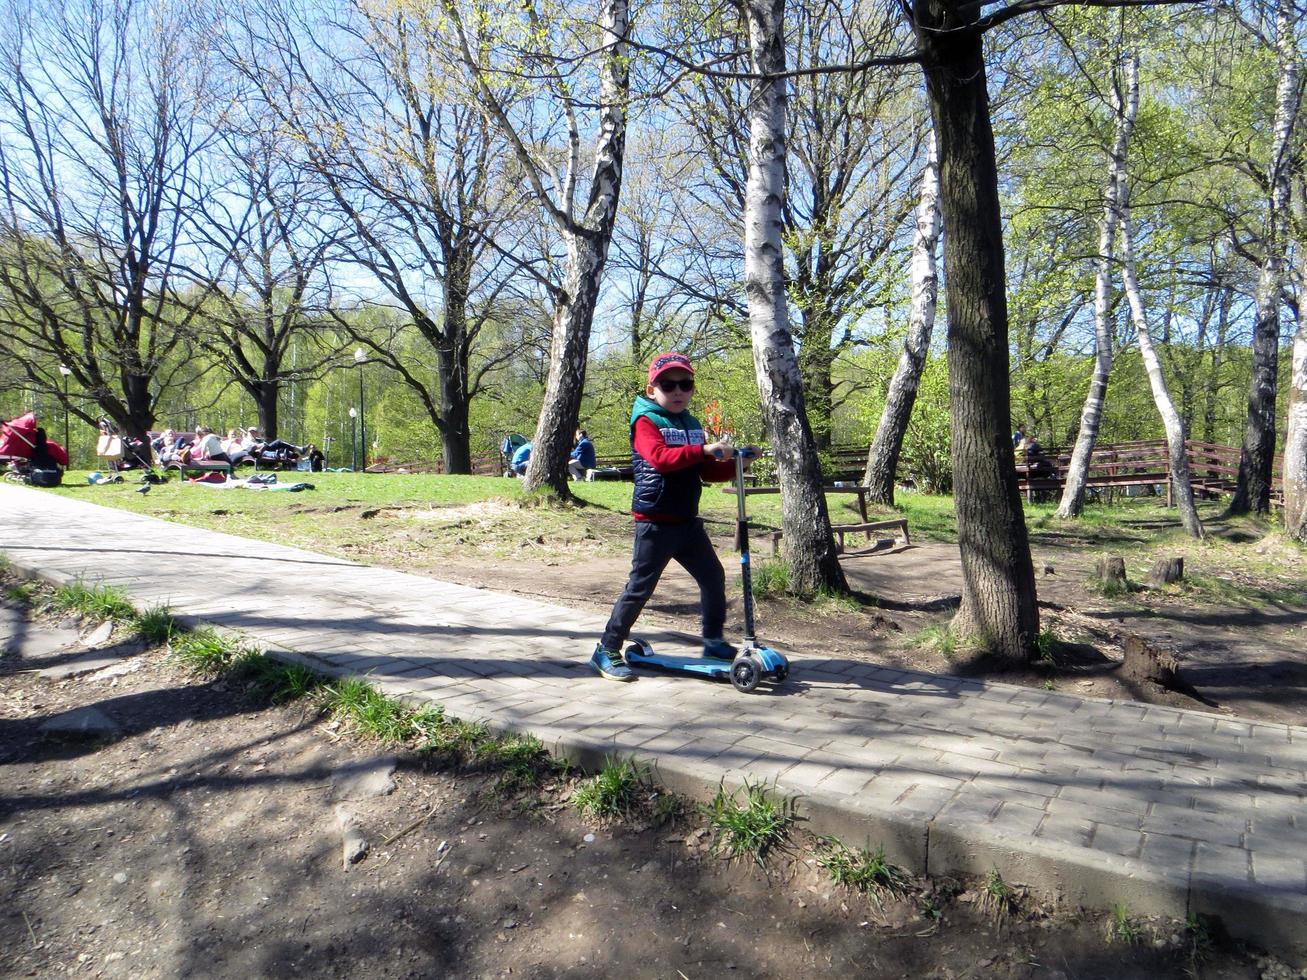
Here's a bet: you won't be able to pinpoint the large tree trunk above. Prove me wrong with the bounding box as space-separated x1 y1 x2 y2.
797 329 836 452
253 379 280 441
438 270 474 474
1120 214 1204 538
914 0 1039 666
1056 54 1136 519
527 232 611 495
864 128 940 505
522 0 628 497
742 0 846 595
1229 0 1299 516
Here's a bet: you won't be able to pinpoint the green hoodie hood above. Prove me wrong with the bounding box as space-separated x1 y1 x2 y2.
630 394 692 430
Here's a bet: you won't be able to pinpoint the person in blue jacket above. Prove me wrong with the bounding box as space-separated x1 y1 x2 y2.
510 441 532 476
568 428 597 480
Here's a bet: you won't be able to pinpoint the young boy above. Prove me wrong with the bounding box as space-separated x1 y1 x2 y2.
590 352 752 682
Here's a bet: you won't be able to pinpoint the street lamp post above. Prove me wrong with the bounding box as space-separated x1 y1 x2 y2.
354 348 367 472
348 407 358 472
58 365 72 462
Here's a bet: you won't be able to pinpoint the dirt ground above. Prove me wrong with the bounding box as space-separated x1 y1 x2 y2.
405 517 1307 727
2 581 1298 980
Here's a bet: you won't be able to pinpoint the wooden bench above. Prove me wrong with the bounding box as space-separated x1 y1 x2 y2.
164 459 233 479
724 483 873 522
769 518 911 556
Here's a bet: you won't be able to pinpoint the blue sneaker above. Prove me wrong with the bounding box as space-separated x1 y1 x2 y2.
590 644 634 682
702 638 738 661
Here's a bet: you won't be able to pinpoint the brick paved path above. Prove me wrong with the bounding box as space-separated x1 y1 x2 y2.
2 484 1303 958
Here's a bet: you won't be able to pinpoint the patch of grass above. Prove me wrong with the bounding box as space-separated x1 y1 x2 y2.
910 623 959 660
702 779 795 864
1105 902 1143 944
749 557 791 599
236 656 323 703
170 627 246 675
1036 630 1058 664
978 868 1018 919
419 715 490 755
133 605 177 644
320 677 411 742
1183 912 1215 968
573 755 650 822
478 733 552 792
47 579 136 622
5 581 38 603
815 838 913 901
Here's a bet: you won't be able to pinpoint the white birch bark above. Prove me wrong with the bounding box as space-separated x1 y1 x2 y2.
1056 54 1137 519
863 128 940 504
1231 0 1300 515
1120 212 1204 539
741 0 846 594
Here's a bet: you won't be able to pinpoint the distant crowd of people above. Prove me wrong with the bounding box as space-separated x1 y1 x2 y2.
150 426 324 470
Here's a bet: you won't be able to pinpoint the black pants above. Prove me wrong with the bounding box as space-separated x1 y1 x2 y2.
601 519 725 652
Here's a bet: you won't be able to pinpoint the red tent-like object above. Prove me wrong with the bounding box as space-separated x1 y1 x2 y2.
0 412 70 465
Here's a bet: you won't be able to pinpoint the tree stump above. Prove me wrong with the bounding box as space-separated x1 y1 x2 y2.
1094 555 1129 592
1147 556 1184 586
1121 635 1181 688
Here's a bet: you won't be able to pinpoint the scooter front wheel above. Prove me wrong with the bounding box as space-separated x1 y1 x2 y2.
731 656 762 693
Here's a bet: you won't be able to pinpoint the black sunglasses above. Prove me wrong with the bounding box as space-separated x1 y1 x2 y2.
656 378 695 393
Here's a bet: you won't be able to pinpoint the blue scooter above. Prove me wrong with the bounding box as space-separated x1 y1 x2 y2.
624 448 791 693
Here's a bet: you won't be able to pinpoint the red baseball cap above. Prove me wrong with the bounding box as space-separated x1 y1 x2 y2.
647 352 695 386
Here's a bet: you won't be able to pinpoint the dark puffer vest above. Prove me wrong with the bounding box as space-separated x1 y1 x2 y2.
629 395 706 520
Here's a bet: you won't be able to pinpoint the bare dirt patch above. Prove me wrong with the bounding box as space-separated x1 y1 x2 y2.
1 585 1285 979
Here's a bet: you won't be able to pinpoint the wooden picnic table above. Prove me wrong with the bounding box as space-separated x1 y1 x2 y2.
723 483 871 523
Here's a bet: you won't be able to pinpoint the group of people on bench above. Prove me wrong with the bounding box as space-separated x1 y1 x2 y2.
151 426 324 471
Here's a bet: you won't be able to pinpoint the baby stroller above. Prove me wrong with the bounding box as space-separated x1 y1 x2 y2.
96 417 152 472
499 433 529 477
1 412 70 486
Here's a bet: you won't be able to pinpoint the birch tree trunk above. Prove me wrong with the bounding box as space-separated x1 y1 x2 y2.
1229 0 1299 516
864 128 940 505
1056 54 1137 519
741 0 846 595
520 0 629 496
914 0 1039 666
1119 213 1204 538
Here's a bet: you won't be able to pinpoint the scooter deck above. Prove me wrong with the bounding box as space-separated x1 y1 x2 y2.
623 646 733 680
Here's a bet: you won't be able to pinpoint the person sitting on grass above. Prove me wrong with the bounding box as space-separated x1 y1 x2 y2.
568 428 596 481
589 351 755 682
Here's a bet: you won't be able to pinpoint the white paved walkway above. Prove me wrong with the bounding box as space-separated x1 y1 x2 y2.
1 484 1303 959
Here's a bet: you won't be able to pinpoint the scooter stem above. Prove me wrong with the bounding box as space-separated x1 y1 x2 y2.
735 450 756 644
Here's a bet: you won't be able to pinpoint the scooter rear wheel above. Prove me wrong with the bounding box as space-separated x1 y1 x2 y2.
731 656 762 693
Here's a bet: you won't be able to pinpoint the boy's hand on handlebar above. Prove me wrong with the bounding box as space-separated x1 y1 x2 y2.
705 441 735 460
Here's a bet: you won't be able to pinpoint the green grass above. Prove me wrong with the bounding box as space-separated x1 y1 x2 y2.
46 579 136 622
909 623 959 661
170 627 247 675
815 838 913 900
134 605 177 644
1106 902 1143 944
979 868 1017 919
702 780 795 864
320 677 412 742
749 558 792 598
572 756 650 822
476 733 553 792
5 581 38 603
